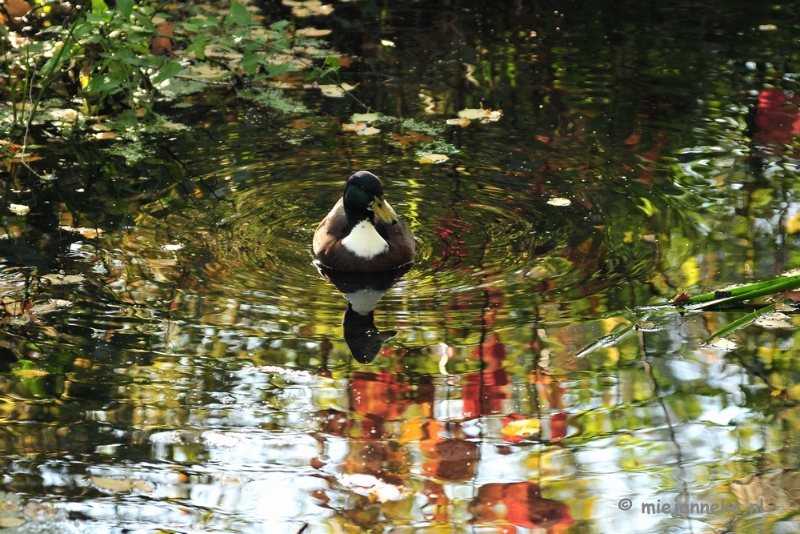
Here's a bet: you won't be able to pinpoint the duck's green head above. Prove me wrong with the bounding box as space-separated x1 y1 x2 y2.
343 171 398 225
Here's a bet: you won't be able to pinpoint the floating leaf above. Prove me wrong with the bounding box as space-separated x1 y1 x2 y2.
547 197 571 207
59 225 103 238
709 338 738 351
282 0 334 17
91 476 152 493
446 117 471 127
31 299 73 315
8 204 29 215
380 39 396 47
456 108 503 123
41 274 84 285
296 28 332 37
419 153 448 164
754 312 794 329
342 121 367 132
351 112 380 122
318 84 345 97
0 518 26 528
356 126 380 136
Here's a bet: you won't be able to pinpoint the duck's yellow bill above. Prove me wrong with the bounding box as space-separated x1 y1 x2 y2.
372 197 398 225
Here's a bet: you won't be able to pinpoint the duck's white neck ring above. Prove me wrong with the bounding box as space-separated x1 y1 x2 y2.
342 220 389 259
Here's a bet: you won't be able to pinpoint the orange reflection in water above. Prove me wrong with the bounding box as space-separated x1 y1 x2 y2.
471 481 574 532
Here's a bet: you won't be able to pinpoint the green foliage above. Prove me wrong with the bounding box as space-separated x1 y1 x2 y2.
0 0 339 133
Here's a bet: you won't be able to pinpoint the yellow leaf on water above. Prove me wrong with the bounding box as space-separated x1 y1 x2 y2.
419 153 448 164
0 517 26 528
501 417 542 438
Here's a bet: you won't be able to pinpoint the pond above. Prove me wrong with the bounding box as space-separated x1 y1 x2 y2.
1 0 800 532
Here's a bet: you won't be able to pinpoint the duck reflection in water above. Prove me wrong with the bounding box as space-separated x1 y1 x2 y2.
315 263 411 363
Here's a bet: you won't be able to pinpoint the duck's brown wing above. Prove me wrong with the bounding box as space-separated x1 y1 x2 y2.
379 218 415 267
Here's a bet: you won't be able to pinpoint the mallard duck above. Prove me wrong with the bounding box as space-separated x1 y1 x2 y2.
313 171 415 272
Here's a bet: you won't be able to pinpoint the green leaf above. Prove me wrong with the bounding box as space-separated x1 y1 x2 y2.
131 10 156 31
240 53 260 73
323 55 340 69
270 20 290 31
116 0 134 18
266 62 290 78
86 75 123 93
702 303 776 345
184 36 207 60
231 0 251 26
91 0 109 14
151 61 184 85
72 21 97 40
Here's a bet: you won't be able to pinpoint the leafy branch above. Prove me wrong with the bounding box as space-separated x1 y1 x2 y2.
577 274 800 358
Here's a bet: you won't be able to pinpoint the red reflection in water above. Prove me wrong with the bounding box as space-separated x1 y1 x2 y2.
471 482 574 532
755 88 800 145
463 332 510 419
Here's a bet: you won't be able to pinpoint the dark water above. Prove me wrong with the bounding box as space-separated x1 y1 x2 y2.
1 0 800 532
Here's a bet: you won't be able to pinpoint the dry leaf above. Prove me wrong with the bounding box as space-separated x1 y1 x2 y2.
91 476 152 493
342 121 367 132
456 108 502 123
446 117 471 128
282 0 334 17
41 274 84 285
296 28 332 37
351 112 379 122
319 84 345 97
150 22 175 56
0 517 26 528
391 131 434 144
547 197 571 207
419 153 448 164
8 204 29 215
356 126 380 136
59 226 103 238
709 338 738 351
4 0 30 18
754 312 794 329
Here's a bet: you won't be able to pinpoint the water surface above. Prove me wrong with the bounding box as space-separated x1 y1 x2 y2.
1 1 800 533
